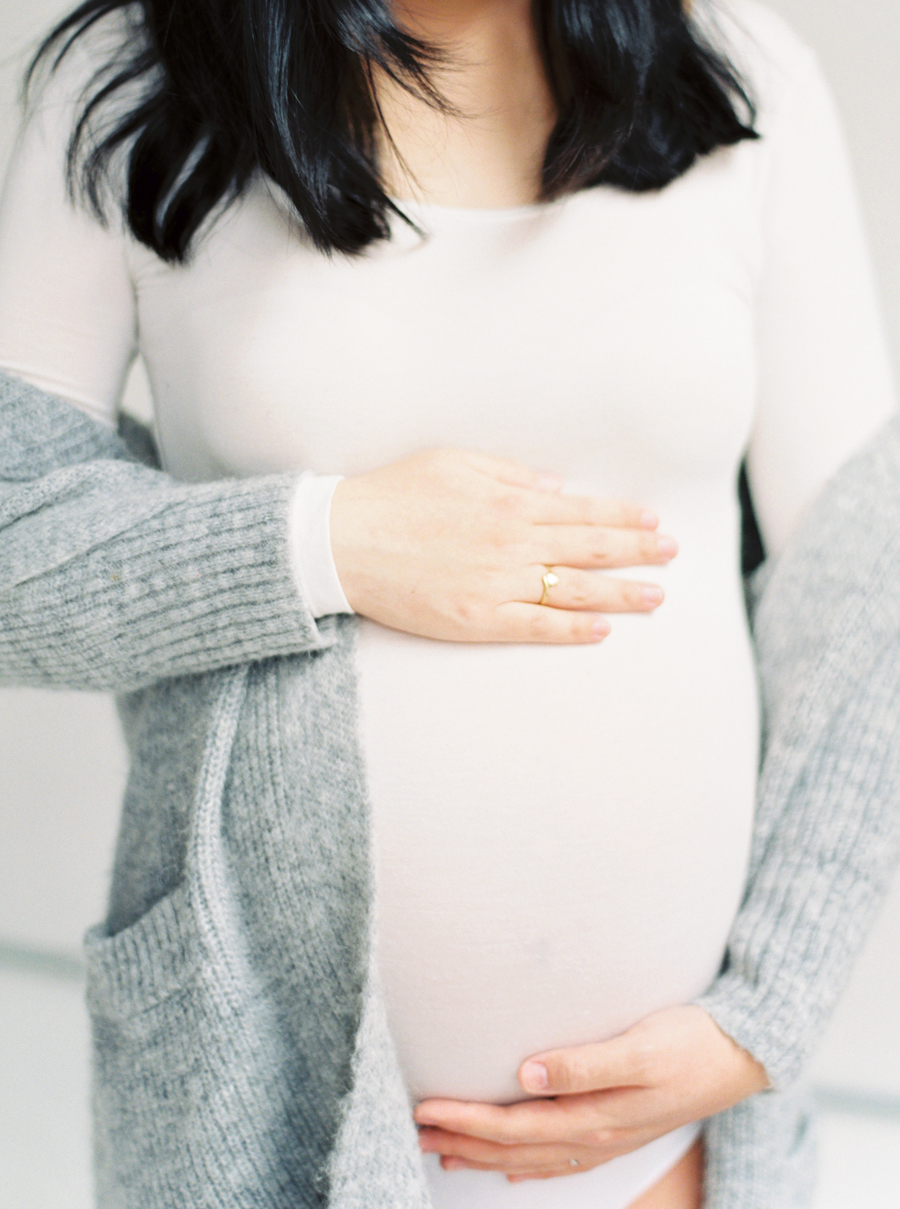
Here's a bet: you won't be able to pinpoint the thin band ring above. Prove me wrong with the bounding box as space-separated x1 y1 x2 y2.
539 568 560 606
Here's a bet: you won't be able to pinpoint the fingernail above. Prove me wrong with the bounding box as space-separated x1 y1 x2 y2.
657 536 677 558
536 474 563 491
641 585 664 607
640 509 659 529
592 620 610 640
521 1061 549 1092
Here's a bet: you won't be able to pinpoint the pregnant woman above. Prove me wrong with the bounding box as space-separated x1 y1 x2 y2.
0 0 897 1206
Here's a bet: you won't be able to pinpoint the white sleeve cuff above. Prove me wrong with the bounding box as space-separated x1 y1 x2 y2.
288 473 354 618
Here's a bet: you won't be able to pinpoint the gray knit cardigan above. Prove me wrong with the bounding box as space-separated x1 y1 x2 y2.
1 367 899 1208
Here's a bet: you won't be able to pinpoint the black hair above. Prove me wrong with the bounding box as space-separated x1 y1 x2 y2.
30 0 757 260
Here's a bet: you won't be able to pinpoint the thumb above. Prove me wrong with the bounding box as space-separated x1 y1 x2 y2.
518 1030 646 1096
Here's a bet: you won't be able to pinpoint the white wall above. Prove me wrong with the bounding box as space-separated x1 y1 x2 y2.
0 0 898 1173
770 0 900 375
0 0 132 964
761 0 900 1102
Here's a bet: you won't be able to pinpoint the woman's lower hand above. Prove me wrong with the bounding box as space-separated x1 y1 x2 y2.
330 447 676 643
414 1005 770 1183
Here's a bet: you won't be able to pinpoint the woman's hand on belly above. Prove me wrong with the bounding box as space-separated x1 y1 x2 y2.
414 1005 769 1182
330 447 676 643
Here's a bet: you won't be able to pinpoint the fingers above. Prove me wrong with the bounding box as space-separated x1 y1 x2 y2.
519 1032 651 1097
419 1128 613 1173
533 524 677 569
529 491 658 531
488 568 666 642
452 451 664 539
506 1168 590 1183
493 602 611 644
447 1157 596 1182
335 445 676 644
415 1093 614 1147
516 1004 771 1102
525 566 664 613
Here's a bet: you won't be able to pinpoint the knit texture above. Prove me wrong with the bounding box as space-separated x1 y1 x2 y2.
0 371 330 690
1 371 899 1208
696 416 900 1088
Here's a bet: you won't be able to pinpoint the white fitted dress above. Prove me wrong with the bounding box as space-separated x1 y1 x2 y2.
0 2 894 1206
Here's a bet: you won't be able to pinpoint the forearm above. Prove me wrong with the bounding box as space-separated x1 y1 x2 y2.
0 370 331 692
697 416 900 1088
696 635 900 1088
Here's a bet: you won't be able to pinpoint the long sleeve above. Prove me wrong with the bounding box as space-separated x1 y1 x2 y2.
0 27 353 629
702 640 900 1088
696 476 900 1088
0 21 138 425
697 414 900 1209
0 369 338 691
290 474 355 618
743 45 896 557
687 7 900 1089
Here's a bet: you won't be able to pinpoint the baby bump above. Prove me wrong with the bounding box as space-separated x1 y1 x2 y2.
359 600 759 1105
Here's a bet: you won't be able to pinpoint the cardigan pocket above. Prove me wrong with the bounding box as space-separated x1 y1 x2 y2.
83 879 200 1020
83 877 296 1209
84 883 319 1207
80 665 315 1208
83 663 249 1020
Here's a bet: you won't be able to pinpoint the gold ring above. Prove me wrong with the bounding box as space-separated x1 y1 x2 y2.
539 568 560 606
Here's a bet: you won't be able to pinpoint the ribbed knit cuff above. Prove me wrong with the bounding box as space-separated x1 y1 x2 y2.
0 470 334 691
695 631 900 1091
0 369 343 690
694 979 790 1090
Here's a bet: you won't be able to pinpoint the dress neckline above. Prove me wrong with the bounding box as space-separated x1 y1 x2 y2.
388 194 565 222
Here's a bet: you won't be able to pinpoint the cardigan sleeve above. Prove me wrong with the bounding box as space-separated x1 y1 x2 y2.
0 24 353 626
696 632 900 1089
0 369 337 692
695 416 900 1089
693 14 900 1088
